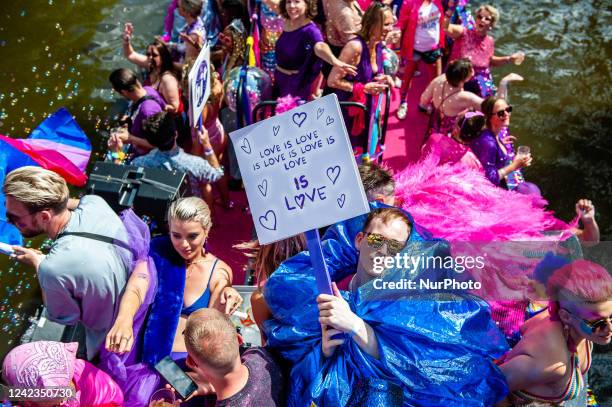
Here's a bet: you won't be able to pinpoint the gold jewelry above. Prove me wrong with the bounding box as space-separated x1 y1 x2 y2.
185 252 209 279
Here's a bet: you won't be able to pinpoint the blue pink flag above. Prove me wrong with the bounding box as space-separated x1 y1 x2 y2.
0 108 91 244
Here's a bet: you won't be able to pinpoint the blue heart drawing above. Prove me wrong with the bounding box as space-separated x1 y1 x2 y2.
326 166 341 185
317 107 324 119
258 179 268 197
326 116 334 126
337 194 346 208
240 138 252 154
292 112 307 127
294 194 305 209
273 125 280 137
259 210 277 231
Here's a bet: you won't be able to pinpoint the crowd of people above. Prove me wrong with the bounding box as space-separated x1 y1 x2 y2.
1 0 610 406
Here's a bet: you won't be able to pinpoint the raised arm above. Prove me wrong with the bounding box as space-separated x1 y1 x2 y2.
123 23 149 68
574 199 600 246
442 2 464 40
497 73 523 100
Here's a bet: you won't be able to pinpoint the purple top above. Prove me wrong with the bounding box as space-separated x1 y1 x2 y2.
469 128 507 186
129 86 166 156
335 36 383 102
216 347 284 407
274 22 324 100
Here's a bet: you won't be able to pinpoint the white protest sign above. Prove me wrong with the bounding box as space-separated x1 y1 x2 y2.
230 94 370 245
188 44 211 127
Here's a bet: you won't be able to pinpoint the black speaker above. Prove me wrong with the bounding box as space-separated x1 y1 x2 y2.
86 161 187 226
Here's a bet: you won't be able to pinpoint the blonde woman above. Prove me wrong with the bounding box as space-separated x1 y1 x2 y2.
143 197 242 366
444 3 524 97
102 197 243 403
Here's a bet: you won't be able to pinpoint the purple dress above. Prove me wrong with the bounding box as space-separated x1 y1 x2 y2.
335 36 383 102
129 86 166 156
470 129 540 195
274 22 324 100
335 36 383 148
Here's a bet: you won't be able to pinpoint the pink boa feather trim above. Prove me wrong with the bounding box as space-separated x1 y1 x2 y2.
276 95 301 114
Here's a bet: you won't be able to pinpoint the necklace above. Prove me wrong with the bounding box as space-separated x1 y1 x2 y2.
186 253 208 279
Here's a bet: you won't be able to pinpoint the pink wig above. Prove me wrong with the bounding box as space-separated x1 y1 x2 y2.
548 260 612 320
548 260 612 303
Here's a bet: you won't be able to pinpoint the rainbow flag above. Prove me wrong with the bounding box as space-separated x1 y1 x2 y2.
0 108 91 245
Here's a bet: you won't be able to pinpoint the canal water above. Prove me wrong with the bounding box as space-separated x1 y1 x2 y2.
0 0 610 399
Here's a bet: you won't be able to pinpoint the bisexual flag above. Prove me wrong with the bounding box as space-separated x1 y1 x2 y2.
0 108 91 245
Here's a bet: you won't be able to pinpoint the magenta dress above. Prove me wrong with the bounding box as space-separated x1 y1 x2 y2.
450 27 496 97
274 22 324 100
421 132 482 170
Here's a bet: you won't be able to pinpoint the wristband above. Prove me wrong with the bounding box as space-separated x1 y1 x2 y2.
203 148 214 156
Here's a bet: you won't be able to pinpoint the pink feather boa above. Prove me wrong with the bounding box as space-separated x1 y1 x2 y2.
395 153 570 241
394 153 576 338
276 95 301 114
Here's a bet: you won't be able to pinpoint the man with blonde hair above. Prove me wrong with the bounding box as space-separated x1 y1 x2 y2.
3 166 130 359
184 308 284 406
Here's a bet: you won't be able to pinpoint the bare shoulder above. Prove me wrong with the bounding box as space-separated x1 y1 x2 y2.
520 318 570 376
160 72 178 85
344 39 362 54
211 257 233 282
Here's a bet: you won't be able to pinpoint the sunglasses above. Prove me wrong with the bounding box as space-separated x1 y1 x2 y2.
564 308 612 334
365 233 407 255
495 106 513 118
146 52 160 57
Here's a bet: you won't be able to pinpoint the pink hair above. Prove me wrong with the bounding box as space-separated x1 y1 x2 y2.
548 260 612 320
547 260 612 302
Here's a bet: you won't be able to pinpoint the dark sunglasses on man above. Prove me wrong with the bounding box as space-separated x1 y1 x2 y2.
495 106 513 118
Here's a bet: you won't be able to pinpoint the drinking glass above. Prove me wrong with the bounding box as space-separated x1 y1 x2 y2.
149 388 175 406
516 145 530 157
513 51 525 65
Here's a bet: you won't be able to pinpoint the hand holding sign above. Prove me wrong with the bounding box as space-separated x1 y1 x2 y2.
188 44 211 127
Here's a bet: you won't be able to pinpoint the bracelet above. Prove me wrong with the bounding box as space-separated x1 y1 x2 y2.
203 148 214 156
